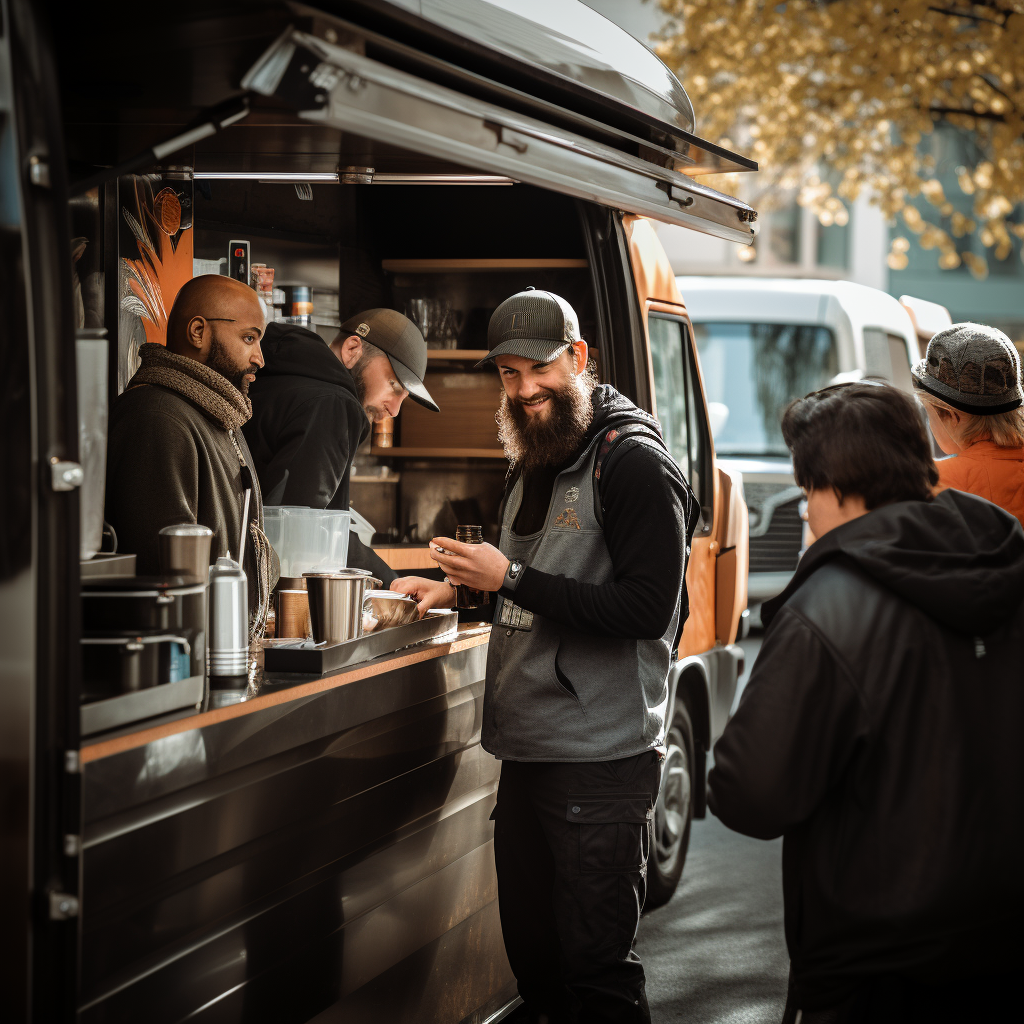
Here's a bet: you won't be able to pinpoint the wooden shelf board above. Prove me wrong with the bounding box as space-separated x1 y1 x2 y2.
426 350 489 360
382 258 588 272
372 546 438 571
371 446 507 459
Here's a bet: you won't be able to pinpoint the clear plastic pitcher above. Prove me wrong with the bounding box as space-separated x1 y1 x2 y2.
264 507 351 576
319 510 351 571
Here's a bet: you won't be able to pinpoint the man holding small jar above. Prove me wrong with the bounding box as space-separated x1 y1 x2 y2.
394 288 695 1024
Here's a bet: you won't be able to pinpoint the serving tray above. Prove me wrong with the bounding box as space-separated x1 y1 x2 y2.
262 611 459 675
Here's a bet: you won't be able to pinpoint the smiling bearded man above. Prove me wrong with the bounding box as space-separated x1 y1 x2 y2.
392 287 698 1024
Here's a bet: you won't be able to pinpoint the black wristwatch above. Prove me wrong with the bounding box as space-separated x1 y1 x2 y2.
503 559 524 592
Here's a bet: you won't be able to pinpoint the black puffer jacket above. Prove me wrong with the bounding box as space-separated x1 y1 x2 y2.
243 323 394 583
244 322 368 510
709 489 1024 1009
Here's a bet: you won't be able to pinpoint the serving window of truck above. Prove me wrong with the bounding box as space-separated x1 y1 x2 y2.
0 1 756 1020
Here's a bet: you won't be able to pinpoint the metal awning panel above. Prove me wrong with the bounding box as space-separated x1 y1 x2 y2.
241 29 756 244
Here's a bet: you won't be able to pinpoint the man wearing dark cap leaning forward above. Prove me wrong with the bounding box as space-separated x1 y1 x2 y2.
395 288 696 1024
244 308 438 582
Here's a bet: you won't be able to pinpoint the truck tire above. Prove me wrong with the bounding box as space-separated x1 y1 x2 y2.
645 703 695 910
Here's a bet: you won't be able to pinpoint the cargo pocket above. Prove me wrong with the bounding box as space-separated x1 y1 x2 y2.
567 795 653 874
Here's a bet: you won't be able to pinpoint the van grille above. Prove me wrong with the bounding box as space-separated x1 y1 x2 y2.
749 498 803 573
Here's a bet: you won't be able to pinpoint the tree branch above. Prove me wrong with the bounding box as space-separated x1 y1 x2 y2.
929 105 1007 122
927 5 1010 24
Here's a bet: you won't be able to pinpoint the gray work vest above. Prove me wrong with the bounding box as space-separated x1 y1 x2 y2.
482 432 681 762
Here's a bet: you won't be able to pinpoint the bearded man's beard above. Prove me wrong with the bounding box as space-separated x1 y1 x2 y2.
349 356 375 420
497 367 597 472
208 336 256 397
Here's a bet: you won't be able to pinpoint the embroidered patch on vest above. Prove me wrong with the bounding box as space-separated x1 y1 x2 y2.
564 486 580 503
554 508 582 530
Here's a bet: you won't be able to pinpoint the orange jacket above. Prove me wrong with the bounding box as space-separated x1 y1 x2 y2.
936 440 1024 528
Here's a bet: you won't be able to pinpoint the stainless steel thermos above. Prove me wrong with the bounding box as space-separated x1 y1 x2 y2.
208 554 248 683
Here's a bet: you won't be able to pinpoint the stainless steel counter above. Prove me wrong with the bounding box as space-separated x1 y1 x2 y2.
77 626 515 1023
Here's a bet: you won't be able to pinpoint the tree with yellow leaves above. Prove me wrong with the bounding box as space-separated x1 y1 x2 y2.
655 1 1024 277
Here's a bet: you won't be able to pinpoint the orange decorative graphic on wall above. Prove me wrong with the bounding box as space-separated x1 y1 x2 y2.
121 176 193 348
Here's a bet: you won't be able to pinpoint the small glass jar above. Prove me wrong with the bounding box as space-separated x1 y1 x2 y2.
454 525 486 609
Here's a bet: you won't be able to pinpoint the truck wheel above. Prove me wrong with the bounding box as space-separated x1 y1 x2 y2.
645 703 694 910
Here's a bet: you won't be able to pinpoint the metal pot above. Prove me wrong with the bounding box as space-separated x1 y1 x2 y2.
82 575 206 681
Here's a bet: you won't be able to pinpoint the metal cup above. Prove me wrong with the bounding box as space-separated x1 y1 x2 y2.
303 571 382 645
159 524 214 580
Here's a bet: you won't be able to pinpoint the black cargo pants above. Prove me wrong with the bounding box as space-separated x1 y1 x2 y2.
492 751 661 1024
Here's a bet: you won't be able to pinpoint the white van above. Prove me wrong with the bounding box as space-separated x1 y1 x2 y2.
676 277 918 609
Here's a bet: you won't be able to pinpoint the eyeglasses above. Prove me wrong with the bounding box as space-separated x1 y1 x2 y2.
199 317 237 323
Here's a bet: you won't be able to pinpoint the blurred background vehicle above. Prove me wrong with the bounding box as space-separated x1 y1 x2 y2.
676 277 918 617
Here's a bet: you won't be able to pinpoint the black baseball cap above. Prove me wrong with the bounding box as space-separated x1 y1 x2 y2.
340 308 439 412
477 287 580 367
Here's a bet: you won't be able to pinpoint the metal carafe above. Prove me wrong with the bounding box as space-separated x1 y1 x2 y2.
208 554 248 683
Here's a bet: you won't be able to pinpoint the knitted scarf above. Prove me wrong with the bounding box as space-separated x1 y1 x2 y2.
129 343 252 430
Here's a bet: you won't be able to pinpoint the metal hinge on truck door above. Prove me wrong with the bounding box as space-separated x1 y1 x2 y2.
50 459 83 491
48 891 79 920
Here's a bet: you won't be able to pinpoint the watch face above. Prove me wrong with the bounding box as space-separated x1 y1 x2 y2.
508 561 522 578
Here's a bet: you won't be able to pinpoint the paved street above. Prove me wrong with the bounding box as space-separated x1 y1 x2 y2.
637 635 790 1023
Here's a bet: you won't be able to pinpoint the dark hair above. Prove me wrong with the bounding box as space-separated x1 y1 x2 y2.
781 382 938 508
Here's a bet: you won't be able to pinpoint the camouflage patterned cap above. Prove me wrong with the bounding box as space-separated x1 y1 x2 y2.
911 322 1023 415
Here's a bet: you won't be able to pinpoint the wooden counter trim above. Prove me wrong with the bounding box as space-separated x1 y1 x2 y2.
80 628 491 765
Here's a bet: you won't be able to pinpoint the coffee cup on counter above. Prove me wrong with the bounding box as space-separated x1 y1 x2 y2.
303 570 381 645
276 589 311 639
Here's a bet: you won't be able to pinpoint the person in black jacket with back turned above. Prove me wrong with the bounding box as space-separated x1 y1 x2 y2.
709 382 1024 1024
243 310 438 582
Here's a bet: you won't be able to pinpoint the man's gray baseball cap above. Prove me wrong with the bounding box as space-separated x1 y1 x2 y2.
477 287 580 367
340 308 439 411
911 321 1023 415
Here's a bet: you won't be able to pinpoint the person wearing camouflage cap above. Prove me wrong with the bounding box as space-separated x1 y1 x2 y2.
912 322 1024 527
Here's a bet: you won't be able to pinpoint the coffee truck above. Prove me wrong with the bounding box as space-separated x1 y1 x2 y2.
0 1 754 1020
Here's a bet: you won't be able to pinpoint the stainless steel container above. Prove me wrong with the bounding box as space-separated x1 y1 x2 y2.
303 571 381 645
208 555 248 680
362 590 419 633
159 523 213 580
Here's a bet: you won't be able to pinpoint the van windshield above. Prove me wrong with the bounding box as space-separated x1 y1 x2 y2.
693 322 839 457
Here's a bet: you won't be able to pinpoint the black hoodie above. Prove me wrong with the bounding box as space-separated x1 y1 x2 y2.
498 384 697 639
243 323 397 583
709 489 1024 1008
244 322 369 511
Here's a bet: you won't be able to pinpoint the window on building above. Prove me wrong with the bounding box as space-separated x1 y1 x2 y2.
768 201 802 264
817 217 850 269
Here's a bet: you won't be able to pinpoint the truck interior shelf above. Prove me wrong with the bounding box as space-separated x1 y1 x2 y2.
382 258 589 271
425 350 490 361
370 446 508 459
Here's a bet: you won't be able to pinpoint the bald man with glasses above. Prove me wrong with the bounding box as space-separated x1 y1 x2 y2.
105 275 275 634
